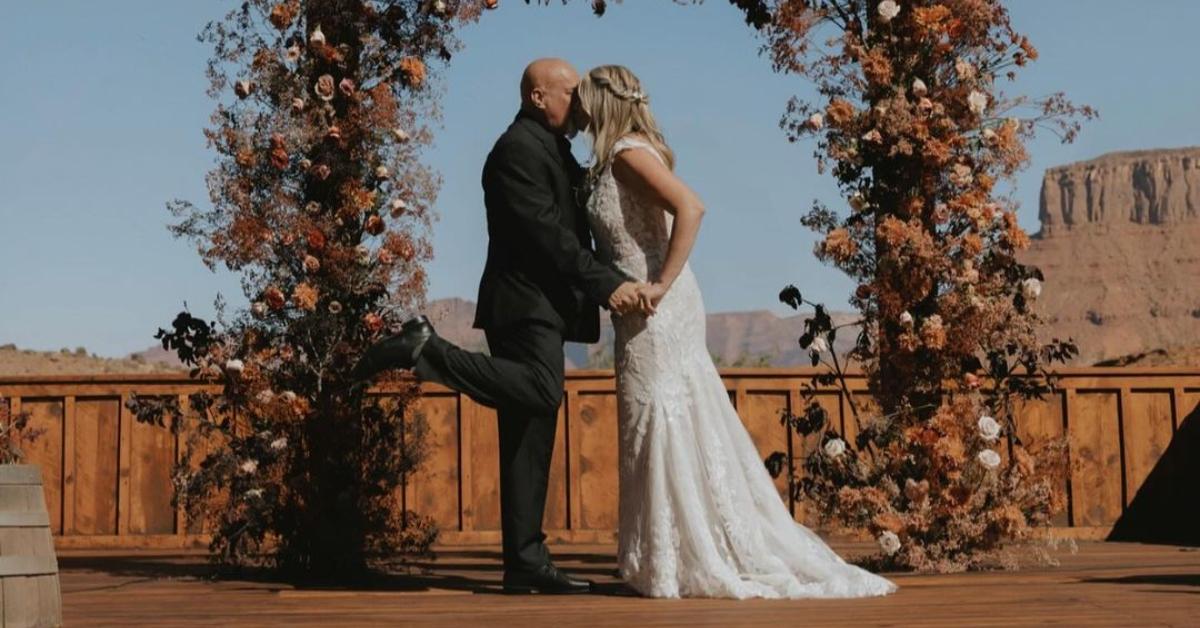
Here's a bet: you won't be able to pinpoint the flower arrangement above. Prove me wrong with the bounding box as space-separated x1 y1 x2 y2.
126 0 489 578
0 396 43 466
739 0 1095 571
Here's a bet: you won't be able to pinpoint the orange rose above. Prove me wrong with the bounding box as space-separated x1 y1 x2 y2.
264 287 286 310
363 312 385 334
305 228 326 252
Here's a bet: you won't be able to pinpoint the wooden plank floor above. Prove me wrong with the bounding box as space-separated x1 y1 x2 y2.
60 542 1200 627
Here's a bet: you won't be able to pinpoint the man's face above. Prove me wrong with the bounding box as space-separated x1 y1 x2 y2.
538 68 580 136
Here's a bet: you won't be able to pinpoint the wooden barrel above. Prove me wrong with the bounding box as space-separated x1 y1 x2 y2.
0 465 62 627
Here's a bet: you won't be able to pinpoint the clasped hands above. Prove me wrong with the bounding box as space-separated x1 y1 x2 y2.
609 281 668 316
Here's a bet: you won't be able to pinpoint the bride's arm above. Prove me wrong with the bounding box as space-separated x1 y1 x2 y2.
611 147 705 313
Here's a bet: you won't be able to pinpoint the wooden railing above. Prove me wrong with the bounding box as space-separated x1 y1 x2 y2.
2 367 1198 550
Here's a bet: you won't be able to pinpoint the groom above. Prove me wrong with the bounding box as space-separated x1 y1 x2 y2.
351 58 645 593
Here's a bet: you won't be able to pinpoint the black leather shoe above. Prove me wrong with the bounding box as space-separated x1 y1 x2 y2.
349 316 435 381
502 563 593 595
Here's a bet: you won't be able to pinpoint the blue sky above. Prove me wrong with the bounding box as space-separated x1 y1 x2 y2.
2 1 1198 357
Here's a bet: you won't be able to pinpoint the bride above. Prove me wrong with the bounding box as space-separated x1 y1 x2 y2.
574 65 897 600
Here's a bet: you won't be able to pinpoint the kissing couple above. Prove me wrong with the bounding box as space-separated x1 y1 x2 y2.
352 58 895 600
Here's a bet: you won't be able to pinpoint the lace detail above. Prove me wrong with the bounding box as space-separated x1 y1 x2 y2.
588 136 897 599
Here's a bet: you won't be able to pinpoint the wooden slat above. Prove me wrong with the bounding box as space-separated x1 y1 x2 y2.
741 391 790 507
0 556 59 577
22 399 64 535
0 510 51 527
575 392 618 531
1068 391 1123 527
71 397 120 535
117 393 133 536
406 394 460 531
1121 390 1174 506
62 395 77 535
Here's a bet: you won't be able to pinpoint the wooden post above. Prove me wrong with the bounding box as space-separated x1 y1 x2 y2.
117 393 133 537
62 395 76 536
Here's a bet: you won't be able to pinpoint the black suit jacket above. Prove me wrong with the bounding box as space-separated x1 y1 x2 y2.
473 111 627 343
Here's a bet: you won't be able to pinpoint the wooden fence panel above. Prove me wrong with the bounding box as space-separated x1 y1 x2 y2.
1 368 1197 549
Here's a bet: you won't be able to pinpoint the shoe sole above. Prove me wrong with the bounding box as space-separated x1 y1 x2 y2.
501 585 592 595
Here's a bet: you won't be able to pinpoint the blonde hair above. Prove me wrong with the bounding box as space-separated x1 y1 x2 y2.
577 65 676 179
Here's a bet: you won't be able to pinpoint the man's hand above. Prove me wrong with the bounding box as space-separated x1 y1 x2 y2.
609 281 648 315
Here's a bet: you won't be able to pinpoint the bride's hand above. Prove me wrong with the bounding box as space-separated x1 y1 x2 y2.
636 282 668 316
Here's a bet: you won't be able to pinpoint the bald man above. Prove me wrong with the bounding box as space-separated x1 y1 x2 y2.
352 59 642 594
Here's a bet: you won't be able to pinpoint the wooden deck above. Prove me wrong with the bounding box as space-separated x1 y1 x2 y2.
60 541 1199 627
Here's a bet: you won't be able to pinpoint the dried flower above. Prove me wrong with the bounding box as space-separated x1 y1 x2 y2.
286 44 301 63
955 58 976 81
264 287 286 310
314 74 336 102
899 311 914 326
978 415 1002 442
849 192 867 211
291 97 305 113
968 90 988 116
399 57 427 88
392 126 411 143
338 77 356 97
1022 277 1042 300
224 359 245 374
292 283 319 311
269 3 296 29
363 312 385 334
807 112 824 130
303 255 320 274
328 301 343 314
308 25 326 47
355 244 372 266
239 459 259 475
245 488 264 499
911 78 928 97
234 80 254 99
879 531 901 555
375 165 390 179
877 1 901 23
269 437 288 451
251 301 268 319
861 129 882 143
811 335 830 354
977 449 1002 469
390 199 408 218
365 214 386 235
823 438 846 458
255 389 275 404
312 163 331 181
279 390 298 403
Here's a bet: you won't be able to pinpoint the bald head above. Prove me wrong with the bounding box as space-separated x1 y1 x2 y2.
520 58 581 135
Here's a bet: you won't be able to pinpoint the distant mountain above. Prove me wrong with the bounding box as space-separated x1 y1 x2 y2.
424 297 855 369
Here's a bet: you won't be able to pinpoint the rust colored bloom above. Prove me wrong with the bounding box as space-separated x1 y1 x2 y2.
264 286 286 311
305 227 326 252
303 255 320 274
235 149 256 169
311 164 331 181
268 2 297 30
292 283 319 311
338 78 356 97
363 312 385 334
269 147 289 170
825 98 856 126
365 214 386 236
820 228 858 262
399 57 426 89
234 80 253 99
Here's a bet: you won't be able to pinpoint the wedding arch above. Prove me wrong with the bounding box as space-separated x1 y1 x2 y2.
134 0 1091 578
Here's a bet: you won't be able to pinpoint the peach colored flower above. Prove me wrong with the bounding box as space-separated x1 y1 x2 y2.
269 3 296 30
314 74 336 101
292 283 318 311
365 214 386 236
399 57 426 88
825 98 856 126
303 255 320 274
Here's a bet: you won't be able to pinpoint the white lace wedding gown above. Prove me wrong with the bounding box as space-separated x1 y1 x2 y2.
586 136 897 599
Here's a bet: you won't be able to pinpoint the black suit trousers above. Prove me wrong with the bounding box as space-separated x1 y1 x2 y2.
414 322 564 573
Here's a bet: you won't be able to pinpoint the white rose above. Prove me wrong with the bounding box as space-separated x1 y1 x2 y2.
977 415 1002 442
390 199 408 218
244 488 264 499
810 335 830 354
877 1 901 23
270 437 288 451
255 389 275 404
1022 277 1042 300
878 530 901 555
982 128 997 145
911 78 928 97
849 192 867 211
308 25 326 47
286 44 301 63
239 459 259 475
968 90 988 116
355 244 372 266
823 438 847 458
279 391 298 403
433 0 448 14
977 448 1001 469
375 165 390 179
899 311 914 326
807 112 824 130
393 127 411 142
224 359 245 374
251 302 268 319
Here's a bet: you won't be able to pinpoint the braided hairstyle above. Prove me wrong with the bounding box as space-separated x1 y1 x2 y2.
576 64 675 180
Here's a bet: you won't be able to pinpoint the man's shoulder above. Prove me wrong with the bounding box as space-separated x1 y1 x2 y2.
486 122 547 170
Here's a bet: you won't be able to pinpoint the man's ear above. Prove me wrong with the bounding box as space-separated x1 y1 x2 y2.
529 87 545 110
